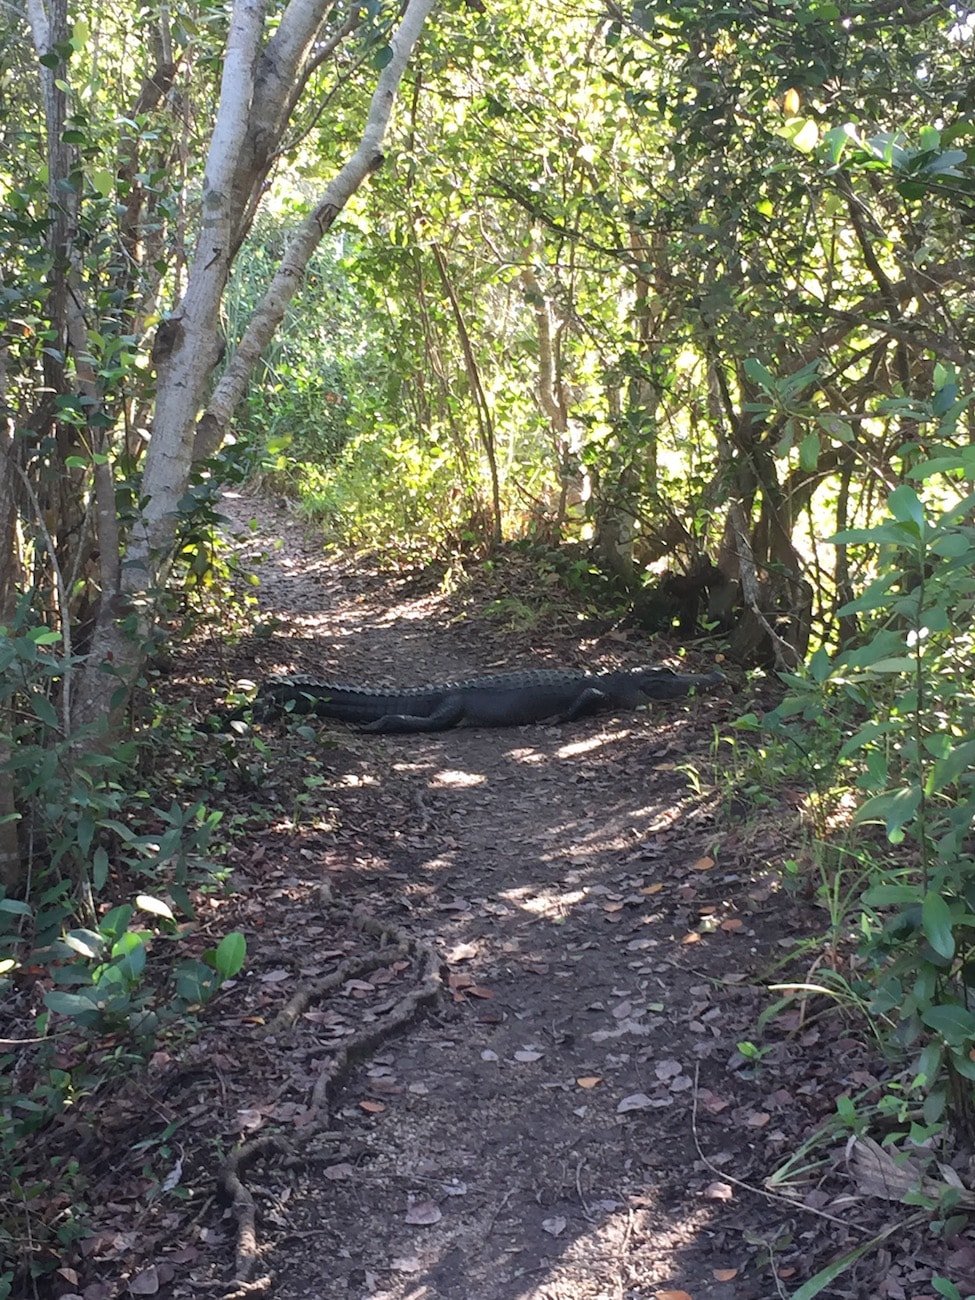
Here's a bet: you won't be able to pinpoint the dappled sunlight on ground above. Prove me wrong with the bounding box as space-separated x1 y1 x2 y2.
146 497 903 1300
429 767 488 788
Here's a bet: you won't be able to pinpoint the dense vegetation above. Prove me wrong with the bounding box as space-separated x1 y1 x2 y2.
2 0 975 1294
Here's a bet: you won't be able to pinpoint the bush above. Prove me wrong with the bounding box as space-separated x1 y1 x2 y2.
764 468 975 1145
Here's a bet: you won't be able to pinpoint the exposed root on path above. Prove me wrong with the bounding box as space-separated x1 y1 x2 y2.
217 887 444 1297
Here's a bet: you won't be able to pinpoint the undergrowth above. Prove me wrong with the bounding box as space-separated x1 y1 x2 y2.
0 488 258 1296
716 475 975 1257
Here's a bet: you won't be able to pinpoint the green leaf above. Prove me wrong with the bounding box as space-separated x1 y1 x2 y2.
213 932 246 979
862 884 919 907
175 959 217 1005
799 433 819 471
931 740 975 793
743 357 774 391
835 629 903 669
0 898 32 916
932 1276 963 1300
855 787 922 838
921 893 955 960
914 1041 942 1086
99 904 133 938
835 577 899 618
136 894 174 920
64 928 105 959
831 522 916 547
807 647 831 683
838 720 896 759
789 1233 888 1299
44 990 100 1020
818 413 853 442
29 693 60 729
92 847 109 890
90 167 113 198
888 484 925 531
863 657 915 674
922 1003 975 1047
941 490 975 525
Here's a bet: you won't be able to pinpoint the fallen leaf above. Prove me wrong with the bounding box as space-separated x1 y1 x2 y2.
576 1076 602 1089
405 1200 442 1225
746 1111 770 1128
691 856 715 871
128 1268 159 1296
323 1163 354 1181
542 1216 567 1237
681 932 702 945
464 985 495 1000
654 1291 693 1300
359 1100 385 1114
390 1256 422 1273
617 1092 653 1113
698 1089 730 1114
713 1268 739 1281
447 942 478 963
721 918 743 933
514 1048 544 1063
704 1181 734 1200
641 883 664 896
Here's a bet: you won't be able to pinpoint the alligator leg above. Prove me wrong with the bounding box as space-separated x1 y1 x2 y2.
360 697 468 734
554 687 612 724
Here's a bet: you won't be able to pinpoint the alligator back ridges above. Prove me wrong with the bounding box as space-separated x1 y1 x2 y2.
265 667 652 697
217 664 725 733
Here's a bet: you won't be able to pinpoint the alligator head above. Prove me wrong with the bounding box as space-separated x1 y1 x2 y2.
631 666 726 700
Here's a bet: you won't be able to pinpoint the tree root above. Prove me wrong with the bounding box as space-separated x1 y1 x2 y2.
216 899 443 1296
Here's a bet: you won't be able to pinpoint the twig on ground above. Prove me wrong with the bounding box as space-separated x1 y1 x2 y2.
690 1063 868 1234
216 898 442 1296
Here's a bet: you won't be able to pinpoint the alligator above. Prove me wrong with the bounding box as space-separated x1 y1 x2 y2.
223 665 724 734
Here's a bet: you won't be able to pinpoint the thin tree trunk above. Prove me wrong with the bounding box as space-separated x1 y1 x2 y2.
0 369 21 888
196 0 438 460
431 242 502 547
73 0 271 732
520 265 574 533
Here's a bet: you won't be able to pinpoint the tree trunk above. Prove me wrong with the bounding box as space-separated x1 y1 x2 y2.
0 413 21 889
72 0 438 736
431 242 503 547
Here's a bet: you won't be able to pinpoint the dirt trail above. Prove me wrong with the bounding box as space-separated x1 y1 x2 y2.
168 497 893 1300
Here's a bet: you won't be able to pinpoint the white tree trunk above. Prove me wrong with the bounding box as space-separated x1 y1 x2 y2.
73 0 439 731
196 0 438 458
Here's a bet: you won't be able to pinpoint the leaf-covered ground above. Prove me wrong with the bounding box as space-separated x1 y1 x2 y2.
58 496 975 1300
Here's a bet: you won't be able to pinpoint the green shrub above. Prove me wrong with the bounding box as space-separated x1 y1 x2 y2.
765 467 975 1142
